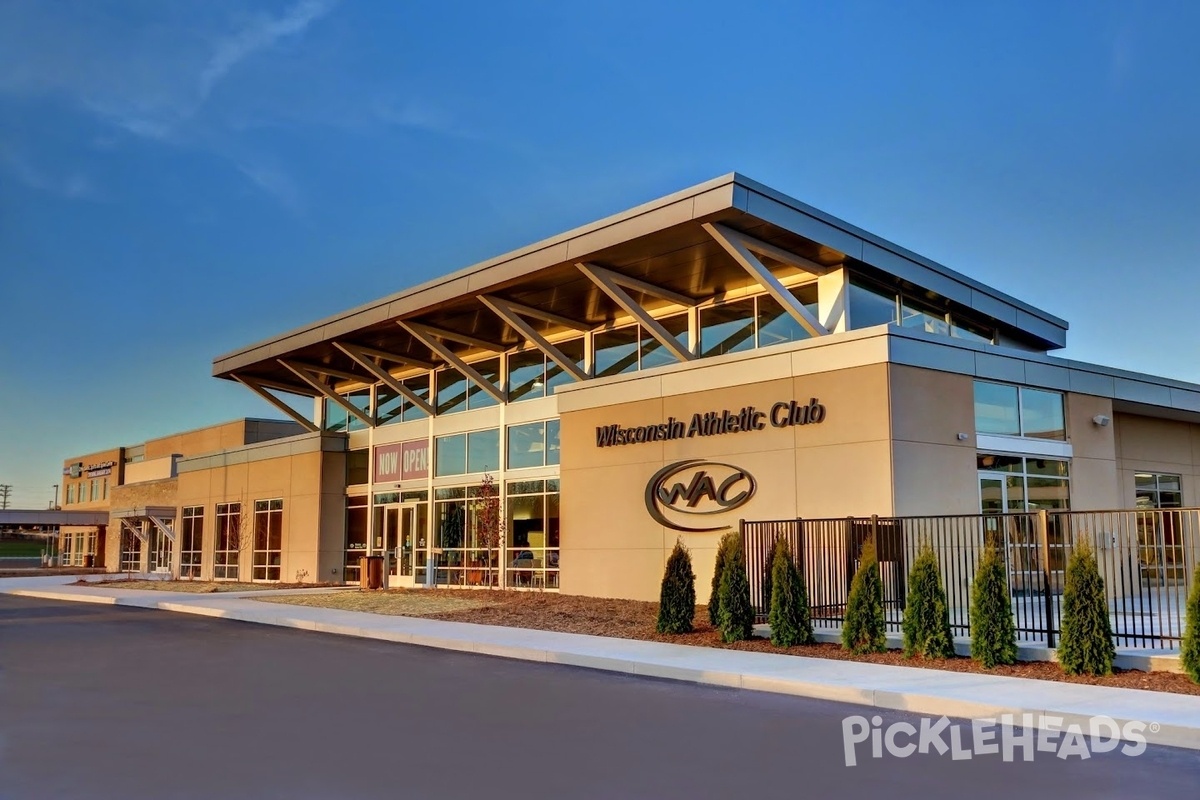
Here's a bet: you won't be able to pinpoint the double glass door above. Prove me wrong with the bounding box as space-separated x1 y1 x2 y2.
376 504 427 587
149 521 173 573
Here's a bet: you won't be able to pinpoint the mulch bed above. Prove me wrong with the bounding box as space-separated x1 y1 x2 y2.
395 589 1200 696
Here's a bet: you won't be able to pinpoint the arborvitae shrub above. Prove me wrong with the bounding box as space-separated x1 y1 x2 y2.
708 533 734 626
656 539 696 634
762 535 782 615
970 542 1017 668
717 535 754 643
768 538 814 647
1057 540 1115 676
1182 567 1200 684
902 544 955 659
842 537 886 654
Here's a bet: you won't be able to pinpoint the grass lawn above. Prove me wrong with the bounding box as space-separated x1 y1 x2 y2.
0 540 47 557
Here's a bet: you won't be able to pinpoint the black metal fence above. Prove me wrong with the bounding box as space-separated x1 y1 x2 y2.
741 508 1199 650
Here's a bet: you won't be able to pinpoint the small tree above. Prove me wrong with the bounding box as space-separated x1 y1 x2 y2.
1182 567 1200 684
768 538 813 647
717 535 754 642
1057 539 1115 676
761 535 782 617
708 532 734 626
475 474 505 588
656 539 696 634
842 537 887 654
902 544 955 659
970 542 1017 668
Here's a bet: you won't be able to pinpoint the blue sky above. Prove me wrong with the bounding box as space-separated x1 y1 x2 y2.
1 1 1198 508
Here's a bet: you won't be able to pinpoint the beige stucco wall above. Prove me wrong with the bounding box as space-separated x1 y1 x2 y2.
1113 412 1200 507
558 357 893 602
175 449 345 582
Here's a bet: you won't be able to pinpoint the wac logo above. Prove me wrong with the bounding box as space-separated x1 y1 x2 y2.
644 460 757 531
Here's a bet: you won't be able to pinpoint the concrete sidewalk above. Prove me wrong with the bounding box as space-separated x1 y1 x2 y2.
5 574 1199 752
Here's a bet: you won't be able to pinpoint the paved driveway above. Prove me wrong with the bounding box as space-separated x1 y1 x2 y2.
1 594 1197 800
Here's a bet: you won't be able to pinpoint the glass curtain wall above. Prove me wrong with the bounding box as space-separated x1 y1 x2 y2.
506 479 560 589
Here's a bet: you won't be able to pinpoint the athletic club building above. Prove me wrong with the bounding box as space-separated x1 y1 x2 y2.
72 174 1200 601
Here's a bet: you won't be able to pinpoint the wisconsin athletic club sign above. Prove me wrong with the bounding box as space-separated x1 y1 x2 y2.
596 399 827 448
645 460 757 532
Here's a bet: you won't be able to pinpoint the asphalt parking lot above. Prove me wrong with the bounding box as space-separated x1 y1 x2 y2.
1 594 1198 800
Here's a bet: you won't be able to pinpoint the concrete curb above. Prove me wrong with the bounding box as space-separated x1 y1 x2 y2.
7 584 1200 752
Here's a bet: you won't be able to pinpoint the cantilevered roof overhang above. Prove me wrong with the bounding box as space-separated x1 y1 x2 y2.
212 173 1068 397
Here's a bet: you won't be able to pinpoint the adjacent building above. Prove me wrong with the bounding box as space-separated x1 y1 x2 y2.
65 174 1200 601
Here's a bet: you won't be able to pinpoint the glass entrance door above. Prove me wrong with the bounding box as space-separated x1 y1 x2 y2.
149 521 173 573
379 503 426 587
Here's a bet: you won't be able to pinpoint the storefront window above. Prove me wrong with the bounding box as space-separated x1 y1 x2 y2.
252 499 283 581
347 449 369 486
435 429 500 477
506 479 560 589
506 420 560 469
180 506 203 579
214 502 241 580
1135 473 1183 509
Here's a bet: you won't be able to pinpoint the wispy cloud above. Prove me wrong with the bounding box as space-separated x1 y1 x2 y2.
0 143 97 200
199 0 337 102
236 159 303 212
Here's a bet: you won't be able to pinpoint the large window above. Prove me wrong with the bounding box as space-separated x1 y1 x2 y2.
436 360 500 415
346 389 371 431
506 420 561 470
506 479 560 589
180 506 203 579
1135 473 1183 509
377 374 431 425
66 484 75 505
849 276 994 344
119 524 141 572
432 485 499 587
323 398 349 432
435 429 500 477
507 339 585 402
347 449 369 486
214 502 241 580
253 499 283 581
974 381 1065 440
699 288 819 358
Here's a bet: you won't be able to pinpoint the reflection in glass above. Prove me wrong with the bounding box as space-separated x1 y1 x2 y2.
467 358 500 409
435 433 466 477
900 298 949 336
346 389 371 431
507 349 545 402
640 314 690 370
974 381 1020 436
757 287 819 348
546 419 560 466
1020 388 1065 440
402 374 430 421
594 326 639 377
848 279 898 329
546 339 584 394
507 421 546 470
377 385 403 426
436 369 467 415
466 428 500 473
323 398 348 432
700 299 755 357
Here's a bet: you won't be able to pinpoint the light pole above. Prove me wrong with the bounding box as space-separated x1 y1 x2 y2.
51 484 59 510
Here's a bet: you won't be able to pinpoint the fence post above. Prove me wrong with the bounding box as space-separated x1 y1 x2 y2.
1037 509 1056 648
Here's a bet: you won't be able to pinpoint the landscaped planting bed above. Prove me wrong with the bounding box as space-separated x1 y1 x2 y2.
256 588 1200 696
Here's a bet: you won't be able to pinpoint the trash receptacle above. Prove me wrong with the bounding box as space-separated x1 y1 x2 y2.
84 554 95 568
359 555 385 590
